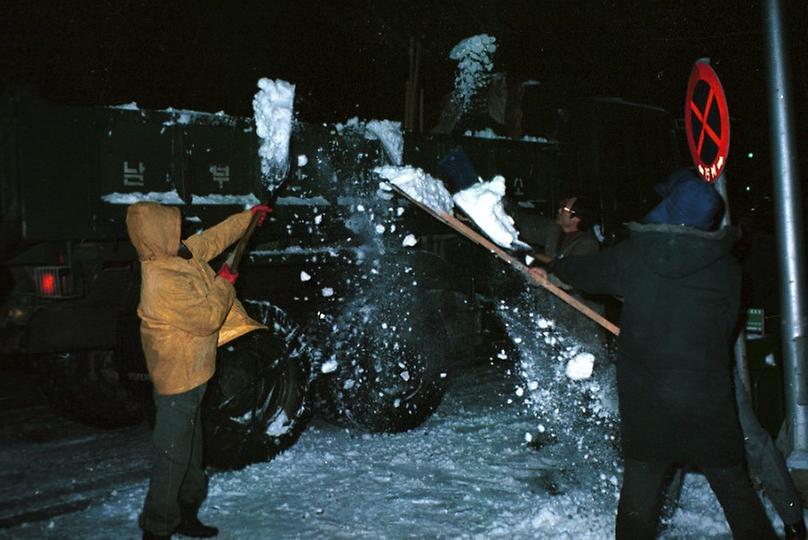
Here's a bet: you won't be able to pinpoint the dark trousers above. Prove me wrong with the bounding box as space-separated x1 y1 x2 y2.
663 369 804 528
140 384 208 536
616 458 776 540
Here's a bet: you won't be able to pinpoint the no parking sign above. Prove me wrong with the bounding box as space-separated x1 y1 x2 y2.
684 60 730 182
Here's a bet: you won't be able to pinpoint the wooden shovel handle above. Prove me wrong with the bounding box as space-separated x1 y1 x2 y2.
441 212 620 336
227 210 262 274
389 183 620 336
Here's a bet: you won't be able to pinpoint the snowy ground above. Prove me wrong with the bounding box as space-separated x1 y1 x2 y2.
0 356 800 539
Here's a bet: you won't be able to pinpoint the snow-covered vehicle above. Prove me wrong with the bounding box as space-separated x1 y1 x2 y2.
0 90 679 469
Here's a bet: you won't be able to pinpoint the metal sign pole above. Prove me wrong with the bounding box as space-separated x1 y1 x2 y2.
763 0 808 467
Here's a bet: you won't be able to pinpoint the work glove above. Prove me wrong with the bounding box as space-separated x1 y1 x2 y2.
217 263 238 285
250 204 273 226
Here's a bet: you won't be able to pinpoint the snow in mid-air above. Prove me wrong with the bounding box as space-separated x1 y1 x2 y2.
449 33 497 110
365 119 404 165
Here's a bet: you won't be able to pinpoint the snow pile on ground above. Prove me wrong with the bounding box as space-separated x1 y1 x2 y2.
450 33 497 110
375 165 454 214
253 78 295 189
453 175 529 249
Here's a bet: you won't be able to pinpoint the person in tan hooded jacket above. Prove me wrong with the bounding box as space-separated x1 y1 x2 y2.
126 201 268 540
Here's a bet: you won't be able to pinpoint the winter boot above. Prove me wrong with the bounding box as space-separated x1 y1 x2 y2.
784 519 806 540
175 514 218 538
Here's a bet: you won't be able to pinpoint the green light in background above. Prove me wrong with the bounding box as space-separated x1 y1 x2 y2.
747 152 754 158
746 186 751 192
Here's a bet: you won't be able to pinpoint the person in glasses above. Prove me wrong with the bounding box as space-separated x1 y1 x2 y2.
518 194 600 262
516 194 602 316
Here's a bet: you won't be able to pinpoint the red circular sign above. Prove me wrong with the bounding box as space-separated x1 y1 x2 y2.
684 60 730 182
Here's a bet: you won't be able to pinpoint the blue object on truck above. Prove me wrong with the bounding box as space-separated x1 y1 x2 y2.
438 147 478 192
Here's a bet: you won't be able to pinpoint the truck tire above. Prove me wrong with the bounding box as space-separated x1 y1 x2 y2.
34 350 145 428
202 305 311 470
312 289 449 433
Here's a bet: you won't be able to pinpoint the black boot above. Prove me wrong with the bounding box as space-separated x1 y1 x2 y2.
785 519 806 540
142 530 172 540
175 514 218 538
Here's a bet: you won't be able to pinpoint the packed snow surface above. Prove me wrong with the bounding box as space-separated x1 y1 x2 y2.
253 78 295 189
1 360 793 539
465 127 550 144
101 190 185 205
375 165 454 215
453 175 528 249
191 193 261 207
102 191 262 209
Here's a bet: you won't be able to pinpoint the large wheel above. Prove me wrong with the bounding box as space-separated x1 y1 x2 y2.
203 304 311 470
34 349 145 428
312 289 450 433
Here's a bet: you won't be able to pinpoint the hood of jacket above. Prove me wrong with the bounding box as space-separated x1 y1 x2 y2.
126 202 181 261
627 222 736 279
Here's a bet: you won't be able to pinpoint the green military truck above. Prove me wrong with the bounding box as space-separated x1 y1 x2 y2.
0 89 679 469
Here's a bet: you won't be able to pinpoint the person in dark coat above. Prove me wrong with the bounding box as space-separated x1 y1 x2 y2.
531 171 776 539
516 194 602 315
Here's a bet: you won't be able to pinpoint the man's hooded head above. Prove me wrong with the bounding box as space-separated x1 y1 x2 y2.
126 202 182 261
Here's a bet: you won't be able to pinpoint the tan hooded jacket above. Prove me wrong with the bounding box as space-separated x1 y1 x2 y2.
126 202 264 395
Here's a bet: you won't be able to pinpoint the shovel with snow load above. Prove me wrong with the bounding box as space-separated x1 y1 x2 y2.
386 181 620 336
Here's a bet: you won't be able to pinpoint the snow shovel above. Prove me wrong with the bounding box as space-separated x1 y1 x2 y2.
226 174 292 273
387 182 620 336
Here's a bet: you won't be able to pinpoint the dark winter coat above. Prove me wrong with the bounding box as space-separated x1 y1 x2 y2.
550 222 744 467
514 214 599 259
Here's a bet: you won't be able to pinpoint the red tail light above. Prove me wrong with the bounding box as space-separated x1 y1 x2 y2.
34 266 75 298
40 272 57 296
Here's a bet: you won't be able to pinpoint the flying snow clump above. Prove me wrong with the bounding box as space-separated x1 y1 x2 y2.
449 34 497 111
565 352 596 381
402 234 418 247
365 120 404 165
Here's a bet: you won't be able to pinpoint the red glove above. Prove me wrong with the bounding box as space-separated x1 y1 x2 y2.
217 263 238 285
250 204 273 226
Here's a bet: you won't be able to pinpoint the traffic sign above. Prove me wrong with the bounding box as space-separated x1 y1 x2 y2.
684 60 730 182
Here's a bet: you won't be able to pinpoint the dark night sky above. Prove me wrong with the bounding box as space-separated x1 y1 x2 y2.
2 0 807 158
